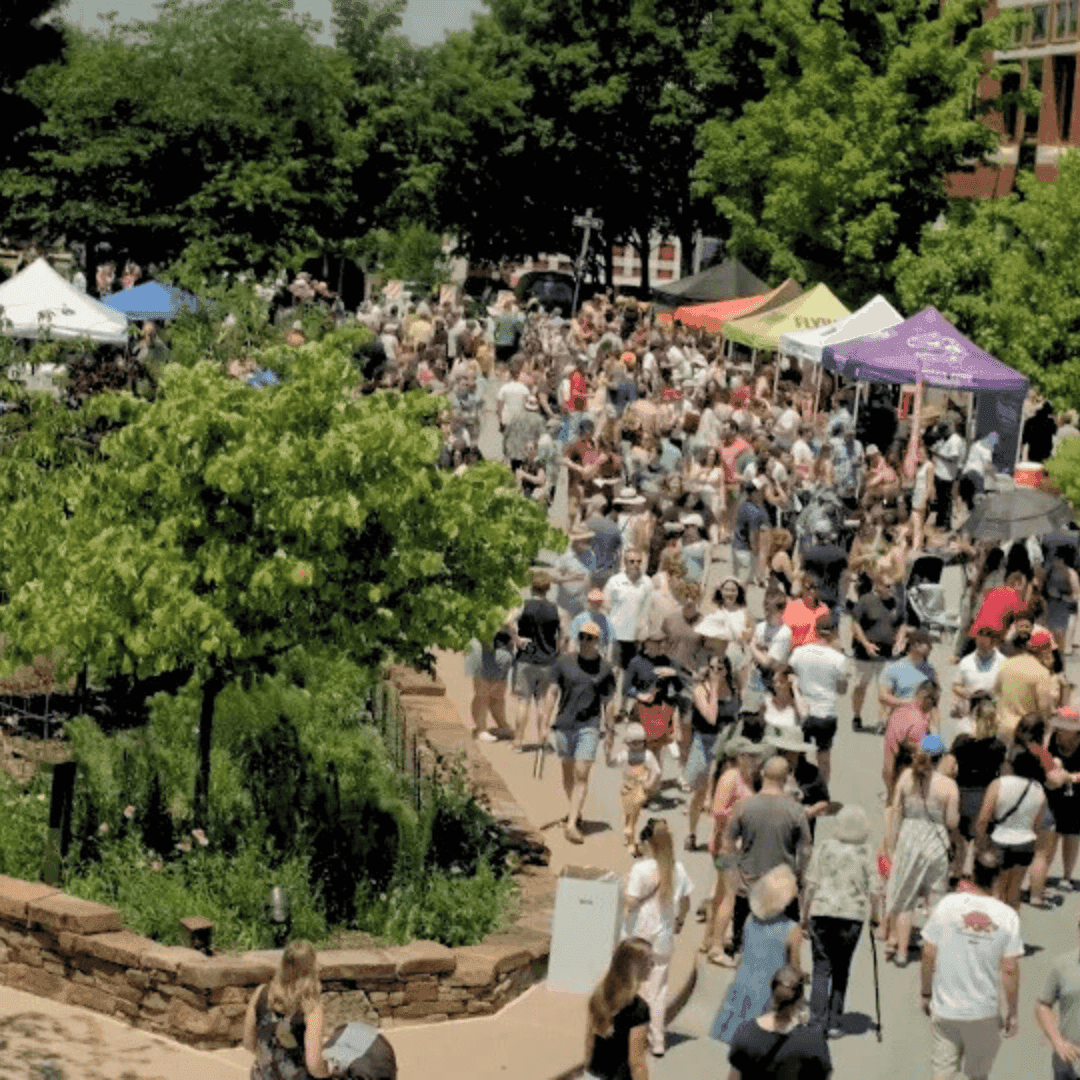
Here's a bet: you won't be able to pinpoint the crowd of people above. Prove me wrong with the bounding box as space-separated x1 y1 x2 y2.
303 287 1080 1079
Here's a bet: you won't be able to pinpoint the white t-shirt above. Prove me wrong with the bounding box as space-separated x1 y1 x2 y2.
609 746 662 790
497 380 531 425
622 858 694 959
791 439 814 467
764 699 798 729
955 650 1005 709
934 433 966 481
788 643 851 718
922 892 1024 1021
604 573 654 642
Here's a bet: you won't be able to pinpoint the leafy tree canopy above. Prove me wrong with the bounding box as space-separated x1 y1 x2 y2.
695 0 1025 301
3 0 366 277
895 150 1080 411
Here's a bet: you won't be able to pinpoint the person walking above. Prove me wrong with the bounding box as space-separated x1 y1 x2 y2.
1035 916 1080 1080
604 549 654 705
551 620 617 843
974 748 1048 911
464 629 514 741
621 820 693 1058
243 940 332 1079
510 570 562 752
716 756 811 965
931 419 965 531
584 937 653 1080
995 629 1057 744
882 735 959 967
802 805 873 1038
605 721 662 853
1030 708 1080 905
850 573 906 734
920 851 1023 1080
787 614 850 784
727 965 833 1080
711 864 804 1044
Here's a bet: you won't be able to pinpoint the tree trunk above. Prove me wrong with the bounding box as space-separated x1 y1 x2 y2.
637 227 651 295
194 669 227 826
603 236 615 296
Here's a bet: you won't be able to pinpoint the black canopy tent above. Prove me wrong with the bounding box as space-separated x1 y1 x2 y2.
653 259 769 306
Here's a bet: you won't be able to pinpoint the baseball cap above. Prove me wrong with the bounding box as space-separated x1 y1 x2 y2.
1030 629 1055 649
587 587 604 603
579 620 601 638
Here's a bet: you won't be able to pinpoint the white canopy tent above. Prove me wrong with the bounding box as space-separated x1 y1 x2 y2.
777 293 904 412
778 294 903 366
0 257 128 345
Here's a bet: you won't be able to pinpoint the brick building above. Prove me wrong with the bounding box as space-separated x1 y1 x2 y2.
950 0 1080 196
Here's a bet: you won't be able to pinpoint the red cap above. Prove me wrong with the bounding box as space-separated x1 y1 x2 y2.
1030 629 1055 649
1059 706 1080 721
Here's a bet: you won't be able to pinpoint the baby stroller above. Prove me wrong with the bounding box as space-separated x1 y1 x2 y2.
795 488 847 546
905 555 960 637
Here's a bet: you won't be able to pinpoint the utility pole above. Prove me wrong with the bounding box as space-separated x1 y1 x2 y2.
571 209 603 316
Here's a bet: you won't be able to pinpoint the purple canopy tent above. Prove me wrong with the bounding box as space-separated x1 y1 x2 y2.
821 307 1028 471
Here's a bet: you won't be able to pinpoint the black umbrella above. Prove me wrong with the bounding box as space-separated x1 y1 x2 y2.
963 488 1074 543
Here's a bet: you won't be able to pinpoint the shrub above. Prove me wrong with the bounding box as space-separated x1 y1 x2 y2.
0 769 50 880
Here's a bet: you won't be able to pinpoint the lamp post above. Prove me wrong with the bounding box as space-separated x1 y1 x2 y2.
267 885 291 948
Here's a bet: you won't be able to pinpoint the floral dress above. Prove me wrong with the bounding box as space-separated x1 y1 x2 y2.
251 985 311 1080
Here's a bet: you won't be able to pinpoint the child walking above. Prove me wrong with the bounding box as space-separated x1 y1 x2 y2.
606 721 662 853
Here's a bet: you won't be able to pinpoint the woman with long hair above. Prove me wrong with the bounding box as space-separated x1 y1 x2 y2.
711 865 803 1044
621 820 693 1059
702 737 763 965
243 939 330 1079
727 966 833 1080
881 738 959 966
1030 708 1080 905
584 937 652 1080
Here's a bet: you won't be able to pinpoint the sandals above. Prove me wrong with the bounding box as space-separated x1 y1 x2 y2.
883 944 898 963
707 948 738 968
684 834 698 852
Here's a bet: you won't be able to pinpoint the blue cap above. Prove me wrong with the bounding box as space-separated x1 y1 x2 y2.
921 734 946 756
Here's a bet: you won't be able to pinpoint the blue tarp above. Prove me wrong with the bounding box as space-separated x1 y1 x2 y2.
102 281 200 320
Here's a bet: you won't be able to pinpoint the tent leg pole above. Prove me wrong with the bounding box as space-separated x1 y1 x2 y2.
813 363 822 418
966 394 976 442
853 383 862 430
773 356 782 403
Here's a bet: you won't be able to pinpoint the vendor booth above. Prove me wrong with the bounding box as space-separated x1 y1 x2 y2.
822 306 1028 472
653 259 768 305
102 280 200 321
669 278 802 333
0 257 128 345
724 282 850 352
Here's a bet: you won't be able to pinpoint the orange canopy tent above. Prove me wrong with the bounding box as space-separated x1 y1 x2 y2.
666 278 803 333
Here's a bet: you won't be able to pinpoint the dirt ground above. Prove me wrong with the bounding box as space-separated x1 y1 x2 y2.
0 730 70 785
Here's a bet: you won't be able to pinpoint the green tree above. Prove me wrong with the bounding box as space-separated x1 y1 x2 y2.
4 0 365 281
0 0 65 226
895 150 1080 410
695 0 1025 300
0 337 558 822
404 0 783 289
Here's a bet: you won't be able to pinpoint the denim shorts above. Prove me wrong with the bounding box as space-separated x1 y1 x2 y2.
684 731 718 790
552 725 601 762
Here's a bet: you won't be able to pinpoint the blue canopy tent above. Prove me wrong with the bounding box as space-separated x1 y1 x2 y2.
102 281 200 321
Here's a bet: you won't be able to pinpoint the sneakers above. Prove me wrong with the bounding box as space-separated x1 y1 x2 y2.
852 716 863 733
477 731 498 742
564 821 584 844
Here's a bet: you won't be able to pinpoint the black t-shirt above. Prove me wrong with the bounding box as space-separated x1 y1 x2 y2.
690 656 738 733
951 735 1008 789
587 995 650 1080
851 592 903 660
553 652 616 730
1023 410 1057 463
517 597 560 665
801 543 847 606
728 1018 832 1080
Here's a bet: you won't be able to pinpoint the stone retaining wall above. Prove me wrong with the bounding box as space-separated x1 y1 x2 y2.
0 669 558 1049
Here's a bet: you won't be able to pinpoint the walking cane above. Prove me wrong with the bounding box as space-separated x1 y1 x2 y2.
869 926 883 1042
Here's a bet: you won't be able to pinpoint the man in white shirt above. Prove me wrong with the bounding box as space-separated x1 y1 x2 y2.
951 626 1005 737
604 549 653 704
787 614 850 783
959 432 999 511
921 852 1023 1080
496 361 531 430
933 420 967 530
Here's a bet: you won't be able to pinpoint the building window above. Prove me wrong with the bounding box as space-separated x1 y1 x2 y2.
1056 0 1079 39
1055 54 1076 140
1002 70 1021 141
659 245 676 261
612 246 625 258
657 269 674 280
1025 59 1044 136
559 259 573 271
1032 3 1050 42
534 258 548 270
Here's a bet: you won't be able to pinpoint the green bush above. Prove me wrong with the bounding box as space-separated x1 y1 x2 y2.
64 834 326 951
0 769 50 880
354 858 519 948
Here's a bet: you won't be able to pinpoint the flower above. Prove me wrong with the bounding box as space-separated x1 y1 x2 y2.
98 822 109 835
123 805 135 819
36 794 46 802
149 860 163 872
175 840 191 854
191 828 209 847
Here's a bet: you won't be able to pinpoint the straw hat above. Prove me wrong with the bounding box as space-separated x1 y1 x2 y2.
568 527 594 542
694 612 732 641
749 864 799 920
725 735 765 758
616 486 646 507
834 805 869 845
767 730 816 756
624 722 647 744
